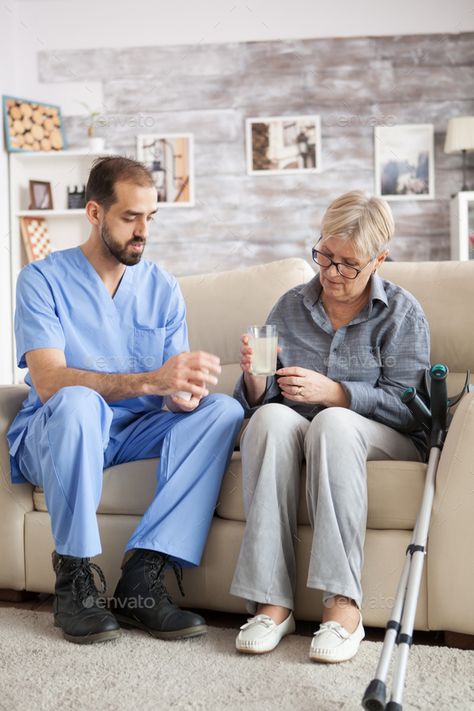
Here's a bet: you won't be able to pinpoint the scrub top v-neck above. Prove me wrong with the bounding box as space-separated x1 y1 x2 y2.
8 246 189 482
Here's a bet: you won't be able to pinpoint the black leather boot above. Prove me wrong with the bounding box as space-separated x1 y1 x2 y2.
52 551 121 644
112 549 207 639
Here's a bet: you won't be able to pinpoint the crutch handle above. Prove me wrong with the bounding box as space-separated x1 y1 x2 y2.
429 363 449 447
401 387 431 433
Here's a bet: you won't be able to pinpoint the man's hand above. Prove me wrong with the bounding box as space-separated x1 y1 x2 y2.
165 393 202 413
151 351 221 402
276 366 349 408
24 348 221 407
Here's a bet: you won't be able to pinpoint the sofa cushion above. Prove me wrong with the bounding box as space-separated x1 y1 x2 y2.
216 454 427 530
33 459 159 516
33 452 426 530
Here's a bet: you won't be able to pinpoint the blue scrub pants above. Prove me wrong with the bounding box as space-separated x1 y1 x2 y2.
17 386 244 563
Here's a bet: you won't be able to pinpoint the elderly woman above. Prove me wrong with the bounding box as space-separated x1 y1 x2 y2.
230 191 430 663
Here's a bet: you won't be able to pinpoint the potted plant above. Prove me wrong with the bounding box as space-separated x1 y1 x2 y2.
78 101 106 151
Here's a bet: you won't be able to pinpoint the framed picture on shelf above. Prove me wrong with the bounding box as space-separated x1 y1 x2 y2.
19 216 52 262
2 95 65 152
374 124 434 200
246 115 322 175
29 180 54 210
67 185 86 209
136 133 194 206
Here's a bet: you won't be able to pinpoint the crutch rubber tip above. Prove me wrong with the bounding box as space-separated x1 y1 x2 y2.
385 703 402 711
361 679 386 710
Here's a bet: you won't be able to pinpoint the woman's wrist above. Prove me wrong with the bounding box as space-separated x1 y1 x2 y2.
324 381 350 408
243 370 267 407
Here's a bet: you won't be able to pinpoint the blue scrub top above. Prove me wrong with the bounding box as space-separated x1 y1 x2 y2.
7 246 189 483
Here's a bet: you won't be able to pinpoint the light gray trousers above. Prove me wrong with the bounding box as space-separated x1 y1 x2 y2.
230 403 422 611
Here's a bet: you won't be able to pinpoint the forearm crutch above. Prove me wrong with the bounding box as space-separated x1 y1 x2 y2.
362 363 449 711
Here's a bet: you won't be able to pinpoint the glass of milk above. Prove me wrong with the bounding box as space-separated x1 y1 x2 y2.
248 325 278 376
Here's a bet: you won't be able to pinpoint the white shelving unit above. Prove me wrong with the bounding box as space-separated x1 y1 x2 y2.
8 149 107 382
8 149 108 276
450 191 474 260
16 208 85 217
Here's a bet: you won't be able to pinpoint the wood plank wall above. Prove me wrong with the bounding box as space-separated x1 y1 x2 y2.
39 33 474 275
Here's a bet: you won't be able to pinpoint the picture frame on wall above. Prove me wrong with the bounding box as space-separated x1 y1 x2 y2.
29 180 54 210
136 133 194 206
246 115 322 175
2 95 65 152
374 124 434 200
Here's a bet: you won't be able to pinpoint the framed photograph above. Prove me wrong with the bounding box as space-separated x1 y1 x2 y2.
136 133 194 206
29 180 54 210
19 217 52 262
246 115 322 175
374 124 434 200
2 95 65 152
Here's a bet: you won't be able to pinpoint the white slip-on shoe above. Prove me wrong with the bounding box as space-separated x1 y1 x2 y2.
236 612 296 654
309 610 365 664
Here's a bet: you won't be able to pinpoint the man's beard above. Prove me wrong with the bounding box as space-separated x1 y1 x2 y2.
100 221 145 266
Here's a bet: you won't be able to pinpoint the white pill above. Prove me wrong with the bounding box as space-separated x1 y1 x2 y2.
175 391 192 401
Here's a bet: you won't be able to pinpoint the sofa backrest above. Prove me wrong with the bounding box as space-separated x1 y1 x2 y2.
379 261 474 393
179 258 314 395
179 258 474 397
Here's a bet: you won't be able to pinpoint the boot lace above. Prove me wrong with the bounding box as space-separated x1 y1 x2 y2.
146 553 185 600
71 559 107 609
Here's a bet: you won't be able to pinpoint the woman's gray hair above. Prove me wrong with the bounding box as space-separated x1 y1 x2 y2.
320 190 395 258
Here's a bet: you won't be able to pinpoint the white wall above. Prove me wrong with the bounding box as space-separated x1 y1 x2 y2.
12 0 474 48
1 0 474 383
0 4 18 384
9 0 474 112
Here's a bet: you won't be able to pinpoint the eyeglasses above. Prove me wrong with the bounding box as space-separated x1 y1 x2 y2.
311 247 375 280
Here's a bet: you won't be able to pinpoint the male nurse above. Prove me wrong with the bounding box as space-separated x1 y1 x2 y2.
7 156 244 644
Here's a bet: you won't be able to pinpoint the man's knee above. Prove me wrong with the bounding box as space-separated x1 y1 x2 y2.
46 386 109 425
203 393 244 423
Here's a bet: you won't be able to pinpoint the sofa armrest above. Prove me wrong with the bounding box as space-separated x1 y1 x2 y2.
0 385 34 590
428 392 474 634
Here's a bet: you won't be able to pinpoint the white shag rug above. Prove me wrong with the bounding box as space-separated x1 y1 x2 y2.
0 609 473 711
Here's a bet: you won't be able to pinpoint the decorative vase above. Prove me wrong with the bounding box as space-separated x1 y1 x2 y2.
87 136 105 152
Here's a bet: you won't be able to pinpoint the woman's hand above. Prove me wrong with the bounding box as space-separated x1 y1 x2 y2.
240 334 282 408
239 334 254 374
240 334 282 375
240 334 267 406
276 366 349 407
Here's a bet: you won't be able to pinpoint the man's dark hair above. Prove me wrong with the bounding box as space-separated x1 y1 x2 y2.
85 155 155 210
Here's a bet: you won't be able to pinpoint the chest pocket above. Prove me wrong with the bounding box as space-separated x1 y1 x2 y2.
335 345 382 383
133 327 166 372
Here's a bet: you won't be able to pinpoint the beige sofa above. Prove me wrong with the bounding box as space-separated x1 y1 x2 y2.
1 257 473 636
